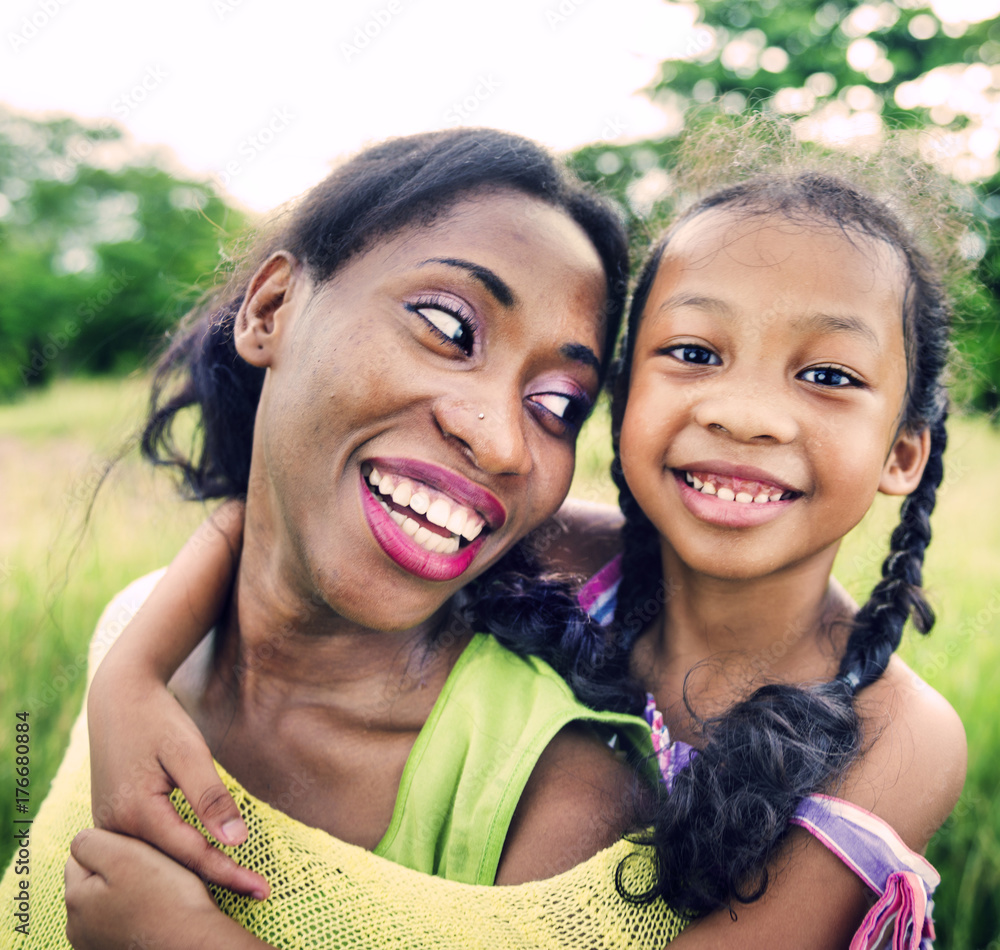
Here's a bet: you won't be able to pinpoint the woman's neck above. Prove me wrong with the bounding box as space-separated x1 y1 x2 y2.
635 541 854 736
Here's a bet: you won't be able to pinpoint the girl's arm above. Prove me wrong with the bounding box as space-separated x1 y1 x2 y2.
87 499 269 897
65 830 267 950
668 658 967 949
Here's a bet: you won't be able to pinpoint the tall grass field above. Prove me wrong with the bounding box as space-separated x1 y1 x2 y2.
2 377 998 948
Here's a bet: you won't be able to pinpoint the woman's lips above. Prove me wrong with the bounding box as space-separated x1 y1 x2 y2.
359 459 502 582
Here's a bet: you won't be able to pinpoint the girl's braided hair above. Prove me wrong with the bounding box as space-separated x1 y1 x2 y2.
609 115 964 915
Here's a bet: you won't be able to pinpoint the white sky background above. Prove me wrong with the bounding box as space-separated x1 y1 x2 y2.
1 0 698 211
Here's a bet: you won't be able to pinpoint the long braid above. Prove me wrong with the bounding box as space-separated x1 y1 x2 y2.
609 167 957 915
839 413 947 690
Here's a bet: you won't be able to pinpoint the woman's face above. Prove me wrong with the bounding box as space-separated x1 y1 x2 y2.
240 191 609 630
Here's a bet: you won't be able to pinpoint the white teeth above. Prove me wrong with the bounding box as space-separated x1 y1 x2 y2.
370 470 488 552
413 526 432 545
735 492 753 504
692 475 704 489
717 486 735 501
447 508 467 535
769 492 783 502
462 519 484 542
427 498 451 528
701 482 717 496
754 492 771 504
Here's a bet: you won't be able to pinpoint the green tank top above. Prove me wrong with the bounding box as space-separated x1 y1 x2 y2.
373 633 654 884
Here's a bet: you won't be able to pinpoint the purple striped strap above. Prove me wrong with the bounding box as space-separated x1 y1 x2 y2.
792 794 938 950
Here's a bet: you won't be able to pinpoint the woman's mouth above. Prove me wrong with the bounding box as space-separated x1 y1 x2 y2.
359 459 502 582
363 463 486 555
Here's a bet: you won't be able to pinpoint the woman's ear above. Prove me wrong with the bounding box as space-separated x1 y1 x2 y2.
234 252 304 367
878 426 932 496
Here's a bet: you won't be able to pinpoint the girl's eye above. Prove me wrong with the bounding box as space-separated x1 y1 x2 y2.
528 391 590 432
800 366 860 388
665 344 721 366
406 297 475 354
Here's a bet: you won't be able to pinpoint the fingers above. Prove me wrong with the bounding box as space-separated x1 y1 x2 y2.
176 763 247 846
69 828 116 874
124 796 268 899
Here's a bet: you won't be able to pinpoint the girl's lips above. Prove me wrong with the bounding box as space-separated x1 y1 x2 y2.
359 464 495 582
673 470 798 529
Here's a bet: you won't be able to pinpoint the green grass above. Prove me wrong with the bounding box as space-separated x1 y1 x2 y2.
2 378 998 947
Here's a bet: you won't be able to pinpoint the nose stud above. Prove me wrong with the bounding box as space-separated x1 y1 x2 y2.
478 412 485 420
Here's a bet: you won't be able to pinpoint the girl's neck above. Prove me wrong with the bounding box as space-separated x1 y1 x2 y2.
636 541 855 735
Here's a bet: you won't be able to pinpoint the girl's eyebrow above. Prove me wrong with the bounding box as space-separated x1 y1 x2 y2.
656 293 882 350
655 292 731 318
417 257 517 308
795 312 881 351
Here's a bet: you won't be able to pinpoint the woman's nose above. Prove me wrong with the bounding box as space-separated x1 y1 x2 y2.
433 391 532 476
692 383 799 444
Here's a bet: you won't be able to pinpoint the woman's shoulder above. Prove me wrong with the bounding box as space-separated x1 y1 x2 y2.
841 654 966 851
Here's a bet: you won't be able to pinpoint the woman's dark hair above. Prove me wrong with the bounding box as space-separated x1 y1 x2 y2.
607 163 954 914
142 126 629 499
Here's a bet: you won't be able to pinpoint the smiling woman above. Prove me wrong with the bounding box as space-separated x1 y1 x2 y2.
0 128 690 949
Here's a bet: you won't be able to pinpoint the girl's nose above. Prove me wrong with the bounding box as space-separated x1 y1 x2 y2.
433 391 532 477
692 386 799 444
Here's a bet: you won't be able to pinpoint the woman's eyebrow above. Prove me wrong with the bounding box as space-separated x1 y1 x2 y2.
418 257 516 308
561 342 601 374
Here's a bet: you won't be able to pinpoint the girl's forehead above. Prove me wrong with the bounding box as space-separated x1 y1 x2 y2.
658 207 907 293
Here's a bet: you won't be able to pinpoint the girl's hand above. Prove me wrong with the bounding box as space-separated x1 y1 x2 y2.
64 829 262 950
87 499 268 898
88 675 269 898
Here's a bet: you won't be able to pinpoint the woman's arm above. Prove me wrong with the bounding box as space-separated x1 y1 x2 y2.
87 499 268 897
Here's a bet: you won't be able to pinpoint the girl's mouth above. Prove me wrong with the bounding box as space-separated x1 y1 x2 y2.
673 468 802 528
359 460 499 582
680 470 800 504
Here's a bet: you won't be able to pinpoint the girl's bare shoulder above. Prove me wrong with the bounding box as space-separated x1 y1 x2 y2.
840 654 966 851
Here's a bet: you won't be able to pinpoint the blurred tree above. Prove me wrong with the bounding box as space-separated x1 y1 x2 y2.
570 0 1000 415
0 106 245 399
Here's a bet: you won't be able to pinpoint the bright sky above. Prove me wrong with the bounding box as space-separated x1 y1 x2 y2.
2 0 696 210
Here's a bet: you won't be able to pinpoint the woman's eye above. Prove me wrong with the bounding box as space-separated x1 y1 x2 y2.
407 301 474 354
665 344 721 366
528 392 588 431
800 367 859 388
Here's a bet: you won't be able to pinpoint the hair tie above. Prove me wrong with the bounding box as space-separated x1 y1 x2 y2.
838 670 861 694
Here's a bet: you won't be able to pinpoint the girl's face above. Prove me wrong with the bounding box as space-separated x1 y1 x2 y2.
238 191 609 629
620 208 928 582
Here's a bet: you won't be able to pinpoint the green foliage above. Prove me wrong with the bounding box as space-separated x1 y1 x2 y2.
568 1 1000 415
0 107 247 400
